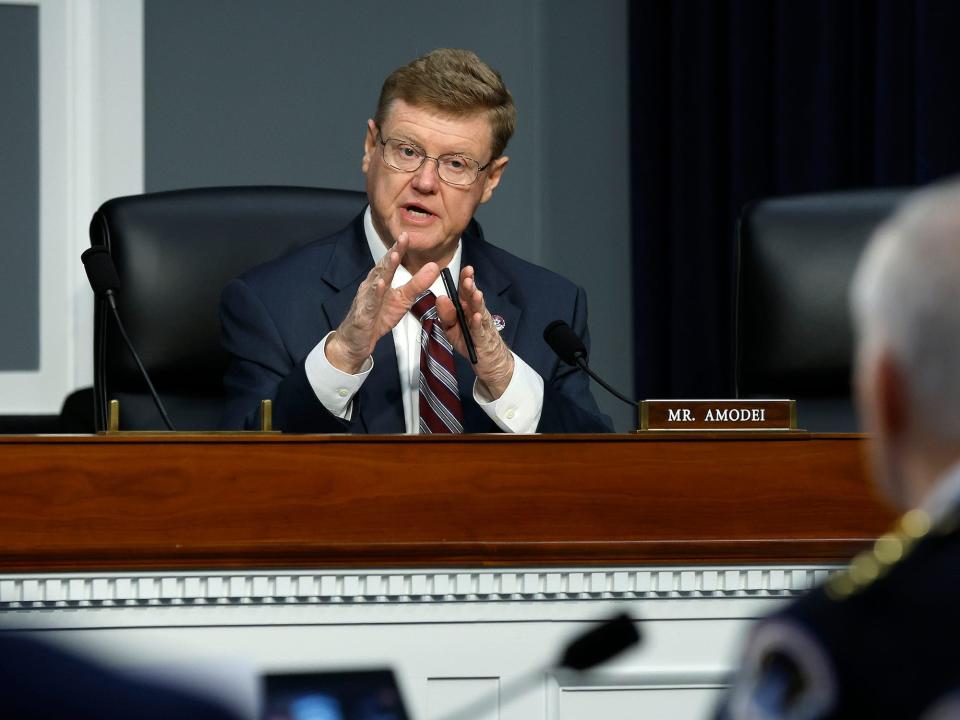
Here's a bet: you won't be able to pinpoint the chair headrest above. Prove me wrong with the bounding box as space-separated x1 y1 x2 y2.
91 185 368 393
736 188 907 397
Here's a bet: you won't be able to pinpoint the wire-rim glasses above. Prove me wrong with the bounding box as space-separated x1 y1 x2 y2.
376 128 491 186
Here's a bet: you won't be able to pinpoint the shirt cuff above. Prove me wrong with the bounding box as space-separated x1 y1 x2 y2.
473 352 544 433
304 332 374 419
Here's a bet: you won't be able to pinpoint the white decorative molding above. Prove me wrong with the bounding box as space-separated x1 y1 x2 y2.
69 0 145 392
552 667 730 689
547 667 730 720
0 566 836 610
0 562 830 720
0 0 69 411
0 0 144 413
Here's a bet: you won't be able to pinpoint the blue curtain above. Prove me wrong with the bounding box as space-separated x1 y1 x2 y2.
629 0 960 399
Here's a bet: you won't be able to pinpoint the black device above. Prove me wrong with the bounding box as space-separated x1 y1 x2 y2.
80 246 176 431
441 267 478 364
261 668 411 720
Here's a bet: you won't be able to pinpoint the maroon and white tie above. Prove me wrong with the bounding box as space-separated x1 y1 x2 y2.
411 291 464 434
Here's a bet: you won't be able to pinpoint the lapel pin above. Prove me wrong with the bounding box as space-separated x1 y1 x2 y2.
492 314 506 332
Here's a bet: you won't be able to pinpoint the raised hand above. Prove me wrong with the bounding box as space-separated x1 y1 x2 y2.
435 265 515 398
325 232 440 373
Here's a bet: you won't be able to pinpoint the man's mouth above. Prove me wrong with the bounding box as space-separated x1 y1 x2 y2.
404 203 434 218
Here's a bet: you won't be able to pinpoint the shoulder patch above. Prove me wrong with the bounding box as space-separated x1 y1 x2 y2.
728 620 838 720
826 508 932 600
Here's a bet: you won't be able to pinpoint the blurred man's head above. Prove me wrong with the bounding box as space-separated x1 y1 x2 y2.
373 48 516 160
850 180 960 508
361 49 514 271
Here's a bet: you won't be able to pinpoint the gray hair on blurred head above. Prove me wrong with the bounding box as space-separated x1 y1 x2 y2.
850 178 960 442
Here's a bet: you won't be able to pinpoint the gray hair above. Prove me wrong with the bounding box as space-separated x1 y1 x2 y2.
850 179 960 442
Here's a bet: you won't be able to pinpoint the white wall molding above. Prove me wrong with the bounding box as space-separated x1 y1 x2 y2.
0 565 835 611
0 0 143 413
1 564 818 719
0 0 70 411
70 0 144 393
548 668 731 720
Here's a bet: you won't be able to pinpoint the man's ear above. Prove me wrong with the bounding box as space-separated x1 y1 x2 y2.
875 350 909 442
361 119 377 174
479 155 509 204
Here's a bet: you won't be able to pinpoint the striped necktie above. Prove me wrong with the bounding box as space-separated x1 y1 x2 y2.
411 291 464 434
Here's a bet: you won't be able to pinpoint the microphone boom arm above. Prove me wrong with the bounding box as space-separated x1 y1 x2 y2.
106 293 176 431
576 357 638 410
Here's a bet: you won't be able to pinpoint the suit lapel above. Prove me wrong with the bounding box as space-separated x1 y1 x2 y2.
462 229 522 350
319 215 405 433
460 226 522 432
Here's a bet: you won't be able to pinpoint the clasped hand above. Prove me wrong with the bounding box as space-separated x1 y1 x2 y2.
324 232 515 398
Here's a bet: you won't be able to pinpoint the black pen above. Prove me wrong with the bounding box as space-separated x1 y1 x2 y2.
441 267 478 364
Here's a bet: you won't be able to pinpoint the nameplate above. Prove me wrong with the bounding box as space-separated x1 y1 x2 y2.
640 399 796 431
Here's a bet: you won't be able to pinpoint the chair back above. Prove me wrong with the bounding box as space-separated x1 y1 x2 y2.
735 188 907 430
89 186 368 430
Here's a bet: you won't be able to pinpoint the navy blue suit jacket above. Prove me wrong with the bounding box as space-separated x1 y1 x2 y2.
220 212 613 433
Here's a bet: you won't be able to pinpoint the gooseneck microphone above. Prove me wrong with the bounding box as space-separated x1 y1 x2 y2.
558 612 640 671
435 612 641 720
81 246 176 431
543 320 640 413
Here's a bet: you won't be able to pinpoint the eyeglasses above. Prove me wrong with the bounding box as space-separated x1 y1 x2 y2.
375 128 491 186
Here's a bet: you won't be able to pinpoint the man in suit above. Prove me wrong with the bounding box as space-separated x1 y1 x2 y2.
220 49 611 433
716 180 960 718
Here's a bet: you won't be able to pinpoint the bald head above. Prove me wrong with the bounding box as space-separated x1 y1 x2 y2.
850 179 960 505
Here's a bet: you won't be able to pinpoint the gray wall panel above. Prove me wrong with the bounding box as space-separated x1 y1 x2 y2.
145 0 541 261
0 5 40 371
145 0 633 429
541 0 633 430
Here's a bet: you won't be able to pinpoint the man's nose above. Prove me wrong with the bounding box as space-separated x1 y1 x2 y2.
411 158 440 192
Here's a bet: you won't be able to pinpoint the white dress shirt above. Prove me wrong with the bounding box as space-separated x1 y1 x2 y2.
303 207 544 433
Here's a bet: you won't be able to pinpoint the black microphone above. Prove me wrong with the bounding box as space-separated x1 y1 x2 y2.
558 612 641 671
435 612 641 720
81 246 176 431
81 245 122 296
543 319 587 366
544 320 640 415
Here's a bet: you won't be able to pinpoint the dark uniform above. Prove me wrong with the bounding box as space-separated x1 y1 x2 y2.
716 497 960 720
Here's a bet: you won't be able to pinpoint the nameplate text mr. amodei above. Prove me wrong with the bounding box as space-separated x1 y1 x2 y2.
639 400 797 431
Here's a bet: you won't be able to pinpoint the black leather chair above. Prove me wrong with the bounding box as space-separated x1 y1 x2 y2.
735 188 908 431
0 388 96 434
88 186 368 431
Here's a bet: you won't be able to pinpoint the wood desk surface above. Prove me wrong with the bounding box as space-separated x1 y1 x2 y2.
0 433 895 571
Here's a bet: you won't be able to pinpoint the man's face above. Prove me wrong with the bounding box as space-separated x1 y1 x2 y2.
362 100 508 269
